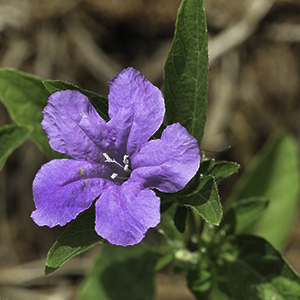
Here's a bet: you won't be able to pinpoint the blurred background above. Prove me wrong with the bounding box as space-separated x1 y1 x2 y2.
0 0 300 299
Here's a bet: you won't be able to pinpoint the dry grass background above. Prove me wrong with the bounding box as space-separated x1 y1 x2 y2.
0 0 300 299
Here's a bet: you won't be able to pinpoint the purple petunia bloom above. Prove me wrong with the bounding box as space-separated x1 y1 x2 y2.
31 68 200 246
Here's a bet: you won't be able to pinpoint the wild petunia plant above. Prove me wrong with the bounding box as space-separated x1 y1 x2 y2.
0 0 300 299
31 67 200 246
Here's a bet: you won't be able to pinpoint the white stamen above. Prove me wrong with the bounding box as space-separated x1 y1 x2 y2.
123 154 131 172
123 154 129 165
103 152 131 178
103 153 113 162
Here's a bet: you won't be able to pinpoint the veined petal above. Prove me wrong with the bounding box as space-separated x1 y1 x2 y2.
106 107 133 162
31 159 113 227
131 123 200 193
108 68 165 156
95 180 160 246
42 90 110 162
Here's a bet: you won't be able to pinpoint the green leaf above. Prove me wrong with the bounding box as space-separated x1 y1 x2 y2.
199 158 215 175
78 244 157 300
178 175 223 226
45 206 105 275
174 205 188 233
43 80 109 121
216 235 300 300
164 0 208 145
228 131 300 249
0 68 63 159
187 258 213 300
211 161 240 182
198 159 240 181
0 124 32 171
199 159 240 181
219 197 269 236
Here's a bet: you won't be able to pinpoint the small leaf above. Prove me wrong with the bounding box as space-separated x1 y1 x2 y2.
199 160 239 182
211 161 240 182
174 205 188 233
78 244 156 300
43 80 109 121
178 175 223 226
187 258 213 300
0 125 32 171
164 0 208 145
199 159 215 175
216 235 300 300
0 68 63 159
45 205 105 275
228 131 300 249
219 197 269 236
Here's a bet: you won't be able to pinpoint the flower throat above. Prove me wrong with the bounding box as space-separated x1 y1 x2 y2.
103 153 131 182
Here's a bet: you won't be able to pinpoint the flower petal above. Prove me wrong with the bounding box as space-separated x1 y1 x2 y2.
31 159 113 227
108 68 165 156
95 180 160 246
42 90 110 162
131 123 200 193
105 107 134 163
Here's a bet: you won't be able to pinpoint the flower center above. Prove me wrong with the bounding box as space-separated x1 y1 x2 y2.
103 153 131 182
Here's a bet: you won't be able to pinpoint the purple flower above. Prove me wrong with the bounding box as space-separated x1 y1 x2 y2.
31 68 200 246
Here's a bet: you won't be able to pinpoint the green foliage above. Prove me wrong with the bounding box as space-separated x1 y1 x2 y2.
164 0 208 145
174 205 188 233
214 235 300 300
183 132 300 300
77 244 157 300
187 258 213 300
45 205 105 275
173 159 239 229
0 124 31 171
0 68 63 159
199 159 215 174
200 159 240 182
228 131 300 249
0 1 299 300
178 174 222 226
182 131 300 300
43 80 109 121
210 161 240 182
219 197 269 236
